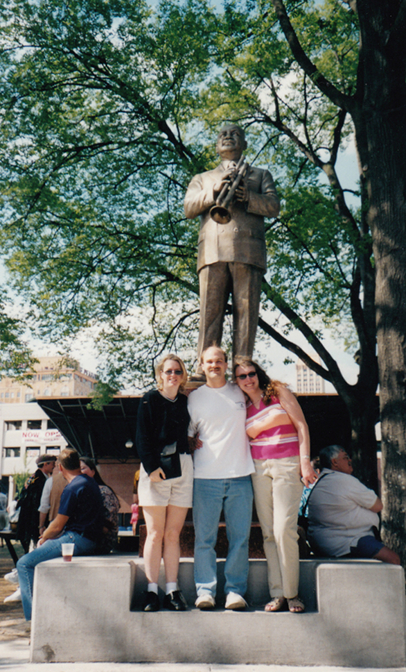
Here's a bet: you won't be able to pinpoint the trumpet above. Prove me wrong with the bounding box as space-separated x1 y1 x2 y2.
210 155 249 224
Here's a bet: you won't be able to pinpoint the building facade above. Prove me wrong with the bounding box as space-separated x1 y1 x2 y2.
296 358 326 393
0 401 68 502
0 355 97 404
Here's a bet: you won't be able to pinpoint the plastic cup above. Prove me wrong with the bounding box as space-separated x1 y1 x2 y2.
61 543 75 562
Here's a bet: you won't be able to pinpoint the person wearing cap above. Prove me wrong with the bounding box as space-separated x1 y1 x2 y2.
17 448 104 621
38 459 67 535
16 454 57 553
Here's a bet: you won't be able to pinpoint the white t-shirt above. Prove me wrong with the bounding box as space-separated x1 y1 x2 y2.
307 468 380 557
188 381 254 479
38 475 53 514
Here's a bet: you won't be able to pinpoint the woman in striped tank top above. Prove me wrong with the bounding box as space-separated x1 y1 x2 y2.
233 357 318 613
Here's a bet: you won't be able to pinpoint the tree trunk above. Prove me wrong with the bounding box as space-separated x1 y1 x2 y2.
357 1 406 561
347 396 379 493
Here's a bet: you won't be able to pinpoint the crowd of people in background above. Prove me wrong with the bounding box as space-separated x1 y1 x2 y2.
3 448 119 615
2 348 399 621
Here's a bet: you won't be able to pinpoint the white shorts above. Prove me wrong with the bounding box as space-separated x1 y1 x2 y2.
138 453 193 508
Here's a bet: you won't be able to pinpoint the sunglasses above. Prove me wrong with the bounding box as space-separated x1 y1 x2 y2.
162 369 183 376
236 371 257 380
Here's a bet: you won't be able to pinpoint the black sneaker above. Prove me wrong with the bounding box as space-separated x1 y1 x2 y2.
142 591 160 612
163 590 187 611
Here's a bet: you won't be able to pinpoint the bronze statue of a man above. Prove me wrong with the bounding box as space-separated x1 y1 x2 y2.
184 124 280 368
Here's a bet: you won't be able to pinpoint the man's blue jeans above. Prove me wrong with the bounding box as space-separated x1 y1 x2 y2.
193 476 253 598
17 531 97 621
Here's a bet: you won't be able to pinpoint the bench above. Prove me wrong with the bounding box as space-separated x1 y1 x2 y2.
30 556 405 666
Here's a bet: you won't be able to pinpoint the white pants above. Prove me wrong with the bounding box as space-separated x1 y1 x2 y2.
252 456 303 599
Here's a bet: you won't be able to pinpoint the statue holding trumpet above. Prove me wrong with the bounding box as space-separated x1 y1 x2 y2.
184 124 280 373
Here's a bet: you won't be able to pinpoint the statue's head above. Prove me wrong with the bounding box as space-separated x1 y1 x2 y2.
216 124 247 160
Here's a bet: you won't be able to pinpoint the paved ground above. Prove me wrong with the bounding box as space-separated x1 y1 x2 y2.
1 645 406 672
1 542 405 672
0 541 29 643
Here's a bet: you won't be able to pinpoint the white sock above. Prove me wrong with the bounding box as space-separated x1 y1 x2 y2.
166 582 177 595
147 583 158 594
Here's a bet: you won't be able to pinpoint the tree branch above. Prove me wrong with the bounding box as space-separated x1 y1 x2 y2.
261 279 353 397
257 316 332 381
271 0 355 112
387 0 406 62
330 108 347 165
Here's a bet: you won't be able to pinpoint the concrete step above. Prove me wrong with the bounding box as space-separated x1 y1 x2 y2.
138 521 267 558
31 556 406 667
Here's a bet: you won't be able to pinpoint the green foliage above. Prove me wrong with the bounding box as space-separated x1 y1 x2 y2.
88 381 119 411
0 296 36 380
13 465 31 496
0 0 371 395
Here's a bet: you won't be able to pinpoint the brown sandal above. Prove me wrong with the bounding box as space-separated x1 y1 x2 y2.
264 596 286 612
287 596 305 613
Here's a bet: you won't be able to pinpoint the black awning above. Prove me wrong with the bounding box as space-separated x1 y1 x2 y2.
36 392 378 463
36 396 141 462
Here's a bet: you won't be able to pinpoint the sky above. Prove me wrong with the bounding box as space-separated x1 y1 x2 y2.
22 318 358 393
0 3 362 396
0 130 361 394
5 282 359 394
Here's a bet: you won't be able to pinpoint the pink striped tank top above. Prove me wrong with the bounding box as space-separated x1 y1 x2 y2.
246 397 300 460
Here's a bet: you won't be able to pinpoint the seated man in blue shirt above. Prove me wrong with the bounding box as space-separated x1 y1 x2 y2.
17 448 104 621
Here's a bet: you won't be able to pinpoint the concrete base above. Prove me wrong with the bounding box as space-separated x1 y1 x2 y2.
30 557 405 667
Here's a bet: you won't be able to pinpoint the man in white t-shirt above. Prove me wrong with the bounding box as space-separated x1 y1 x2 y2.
188 346 254 610
307 445 400 563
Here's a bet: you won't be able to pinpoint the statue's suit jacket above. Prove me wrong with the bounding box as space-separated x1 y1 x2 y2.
184 162 280 273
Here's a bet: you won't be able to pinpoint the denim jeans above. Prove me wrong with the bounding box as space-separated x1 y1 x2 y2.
193 476 253 598
17 531 97 621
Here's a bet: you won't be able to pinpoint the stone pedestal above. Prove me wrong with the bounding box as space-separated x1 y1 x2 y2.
30 556 406 667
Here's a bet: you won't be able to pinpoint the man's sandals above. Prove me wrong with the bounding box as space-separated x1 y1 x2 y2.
264 596 305 613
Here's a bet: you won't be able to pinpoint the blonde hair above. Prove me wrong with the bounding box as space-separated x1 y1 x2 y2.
155 354 188 392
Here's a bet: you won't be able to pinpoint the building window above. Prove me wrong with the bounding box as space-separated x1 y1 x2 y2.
17 391 20 397
5 393 9 398
5 421 22 431
46 446 60 455
42 374 53 381
26 447 40 458
4 447 20 458
25 393 34 402
27 420 42 430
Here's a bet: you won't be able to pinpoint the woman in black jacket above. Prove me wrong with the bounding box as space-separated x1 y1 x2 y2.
136 354 192 612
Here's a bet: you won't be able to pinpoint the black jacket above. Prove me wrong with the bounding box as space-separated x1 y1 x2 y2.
136 390 190 475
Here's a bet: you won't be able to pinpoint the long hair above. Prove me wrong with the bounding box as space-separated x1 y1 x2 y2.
155 353 188 392
233 357 287 406
79 456 117 498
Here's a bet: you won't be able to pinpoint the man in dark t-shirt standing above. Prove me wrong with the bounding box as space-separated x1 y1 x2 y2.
17 448 104 621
